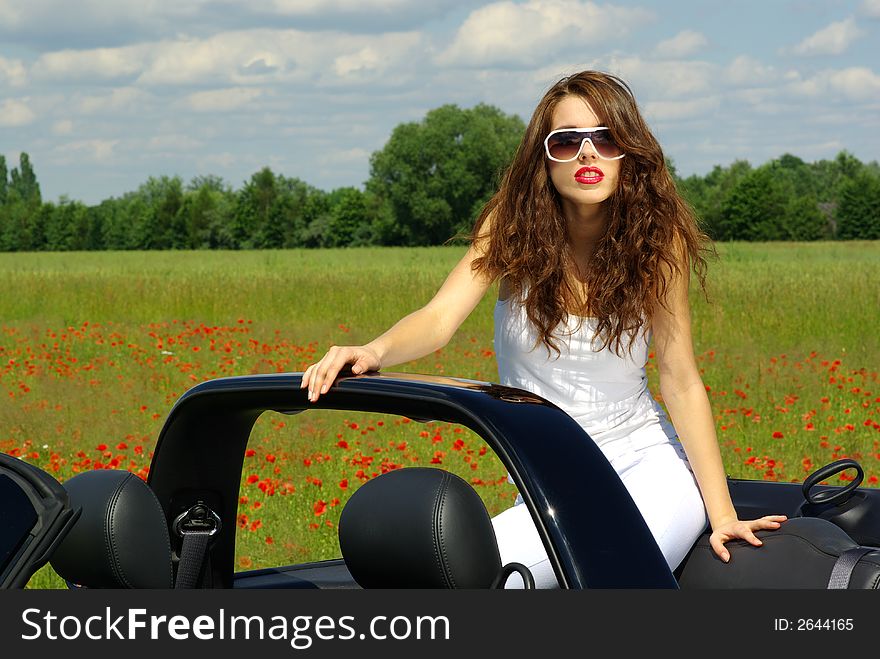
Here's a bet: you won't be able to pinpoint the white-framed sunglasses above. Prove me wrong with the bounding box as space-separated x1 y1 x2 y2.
543 127 625 162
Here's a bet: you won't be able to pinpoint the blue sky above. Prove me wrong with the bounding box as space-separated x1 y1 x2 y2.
1 0 878 204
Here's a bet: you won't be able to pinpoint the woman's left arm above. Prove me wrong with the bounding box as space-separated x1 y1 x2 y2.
650 238 786 562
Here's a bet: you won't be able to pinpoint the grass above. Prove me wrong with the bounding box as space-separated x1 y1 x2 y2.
1 241 878 588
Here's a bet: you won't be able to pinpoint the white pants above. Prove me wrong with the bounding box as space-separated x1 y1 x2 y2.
490 440 710 588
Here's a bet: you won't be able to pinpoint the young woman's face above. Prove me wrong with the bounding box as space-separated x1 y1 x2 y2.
545 95 622 213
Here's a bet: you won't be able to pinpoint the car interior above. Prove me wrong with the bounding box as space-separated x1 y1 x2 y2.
4 449 880 590
3 373 880 590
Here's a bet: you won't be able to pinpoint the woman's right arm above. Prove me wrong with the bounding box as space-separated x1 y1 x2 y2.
301 224 495 402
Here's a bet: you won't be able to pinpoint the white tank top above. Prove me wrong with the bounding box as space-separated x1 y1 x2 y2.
493 295 677 462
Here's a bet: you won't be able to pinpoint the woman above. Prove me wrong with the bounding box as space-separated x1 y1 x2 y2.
300 70 786 587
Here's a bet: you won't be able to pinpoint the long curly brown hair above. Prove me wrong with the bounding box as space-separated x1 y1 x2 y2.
469 70 716 358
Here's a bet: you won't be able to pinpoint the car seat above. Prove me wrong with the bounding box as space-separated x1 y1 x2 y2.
339 467 534 588
677 516 880 589
49 470 173 588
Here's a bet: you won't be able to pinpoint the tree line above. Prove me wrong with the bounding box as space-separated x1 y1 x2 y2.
1 103 878 251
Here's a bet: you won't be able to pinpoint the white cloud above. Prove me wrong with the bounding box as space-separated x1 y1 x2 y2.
31 29 423 87
725 55 778 86
860 0 880 18
138 35 261 86
0 1 28 28
643 96 720 122
77 87 151 114
791 16 864 56
52 119 74 135
53 139 119 164
602 55 715 97
436 0 654 68
0 98 36 126
335 46 384 77
825 67 880 100
0 56 26 86
34 46 145 81
147 134 202 151
198 152 236 169
186 87 265 112
785 66 880 101
653 30 708 58
0 0 214 45
733 87 787 114
270 0 417 13
317 146 370 166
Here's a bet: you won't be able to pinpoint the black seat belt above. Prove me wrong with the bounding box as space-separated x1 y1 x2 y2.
827 547 872 589
173 503 221 589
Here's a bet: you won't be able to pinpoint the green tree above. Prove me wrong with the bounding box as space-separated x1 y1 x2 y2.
718 165 792 240
0 155 7 206
0 199 29 250
126 176 185 249
159 179 186 249
234 167 285 248
809 151 865 203
770 155 829 240
781 195 827 240
298 187 378 247
9 153 41 206
97 198 132 250
836 171 880 239
272 176 313 248
44 198 88 250
183 185 219 248
0 153 42 251
183 175 237 248
367 103 525 246
679 159 753 239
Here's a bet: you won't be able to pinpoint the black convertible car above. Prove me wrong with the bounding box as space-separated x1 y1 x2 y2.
3 371 880 590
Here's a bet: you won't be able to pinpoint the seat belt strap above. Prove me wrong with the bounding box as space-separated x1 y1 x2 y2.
827 547 872 589
176 530 213 589
172 503 221 589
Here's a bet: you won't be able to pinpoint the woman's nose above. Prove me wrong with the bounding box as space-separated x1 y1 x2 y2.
578 141 597 160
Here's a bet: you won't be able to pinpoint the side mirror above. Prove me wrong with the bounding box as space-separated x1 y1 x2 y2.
0 452 80 589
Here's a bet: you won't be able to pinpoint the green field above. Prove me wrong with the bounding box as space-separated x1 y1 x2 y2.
1 242 878 588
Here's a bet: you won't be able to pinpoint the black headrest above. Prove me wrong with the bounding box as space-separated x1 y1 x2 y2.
339 468 503 588
50 470 173 588
678 516 880 589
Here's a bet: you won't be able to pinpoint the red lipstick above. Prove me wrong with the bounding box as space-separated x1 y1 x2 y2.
575 166 604 185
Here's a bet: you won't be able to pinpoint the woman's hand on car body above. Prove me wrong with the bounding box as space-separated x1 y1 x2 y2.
300 215 495 404
300 345 382 402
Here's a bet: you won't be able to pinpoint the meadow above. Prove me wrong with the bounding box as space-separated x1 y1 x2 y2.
1 241 878 588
